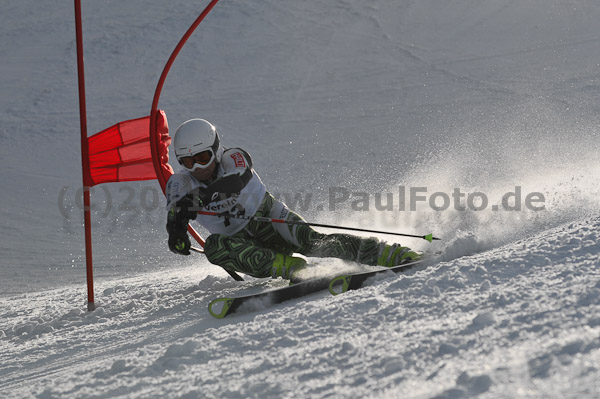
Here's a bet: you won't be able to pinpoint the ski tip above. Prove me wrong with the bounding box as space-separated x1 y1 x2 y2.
208 297 234 319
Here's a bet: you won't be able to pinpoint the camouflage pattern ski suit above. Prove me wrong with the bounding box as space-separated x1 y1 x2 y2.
203 193 382 278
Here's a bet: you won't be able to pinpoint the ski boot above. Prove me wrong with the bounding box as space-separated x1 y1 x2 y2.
377 244 421 267
271 253 307 284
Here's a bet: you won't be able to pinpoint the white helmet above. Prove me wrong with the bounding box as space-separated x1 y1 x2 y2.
173 118 223 171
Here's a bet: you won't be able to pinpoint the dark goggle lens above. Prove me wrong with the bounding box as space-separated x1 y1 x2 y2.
180 150 213 168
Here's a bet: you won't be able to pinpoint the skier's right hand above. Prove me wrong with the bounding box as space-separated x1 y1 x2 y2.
168 231 191 255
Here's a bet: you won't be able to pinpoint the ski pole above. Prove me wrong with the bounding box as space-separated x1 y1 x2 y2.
197 210 440 242
190 246 244 281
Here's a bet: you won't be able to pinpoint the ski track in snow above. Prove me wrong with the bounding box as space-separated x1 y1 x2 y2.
2 0 600 398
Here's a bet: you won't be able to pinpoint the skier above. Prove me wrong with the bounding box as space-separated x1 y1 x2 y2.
165 118 420 281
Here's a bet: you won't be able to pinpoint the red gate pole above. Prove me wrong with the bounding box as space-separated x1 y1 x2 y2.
149 0 222 192
74 0 95 311
149 0 222 248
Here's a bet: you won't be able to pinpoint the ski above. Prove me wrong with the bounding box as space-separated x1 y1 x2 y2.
208 277 331 318
328 260 423 295
208 260 424 318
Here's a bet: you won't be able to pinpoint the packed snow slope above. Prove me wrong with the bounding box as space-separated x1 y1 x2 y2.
1 0 599 398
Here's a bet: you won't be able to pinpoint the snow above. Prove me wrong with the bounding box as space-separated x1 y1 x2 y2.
1 0 599 398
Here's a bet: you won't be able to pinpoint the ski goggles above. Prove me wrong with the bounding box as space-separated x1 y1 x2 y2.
178 149 215 170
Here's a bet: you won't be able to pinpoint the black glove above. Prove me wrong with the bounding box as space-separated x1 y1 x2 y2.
190 173 250 208
168 230 191 255
192 187 210 209
166 196 197 255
